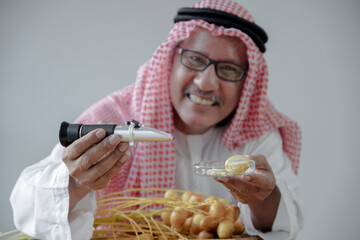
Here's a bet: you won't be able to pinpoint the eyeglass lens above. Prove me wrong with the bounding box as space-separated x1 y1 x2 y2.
180 49 245 82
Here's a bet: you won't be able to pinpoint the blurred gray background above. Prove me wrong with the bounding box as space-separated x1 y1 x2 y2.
1 0 359 239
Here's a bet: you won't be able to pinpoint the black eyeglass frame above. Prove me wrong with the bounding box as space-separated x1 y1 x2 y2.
177 48 247 82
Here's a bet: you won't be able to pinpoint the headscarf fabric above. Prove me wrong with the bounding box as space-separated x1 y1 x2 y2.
77 0 301 199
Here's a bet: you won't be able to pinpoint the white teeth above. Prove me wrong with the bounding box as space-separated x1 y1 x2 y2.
189 94 215 106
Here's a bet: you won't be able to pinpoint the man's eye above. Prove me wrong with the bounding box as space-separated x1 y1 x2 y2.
189 56 204 63
219 65 238 72
187 55 206 66
219 65 239 74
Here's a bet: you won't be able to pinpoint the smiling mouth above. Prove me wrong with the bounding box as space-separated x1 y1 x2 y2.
183 86 223 107
189 94 217 106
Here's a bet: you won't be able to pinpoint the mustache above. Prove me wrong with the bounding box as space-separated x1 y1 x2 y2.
183 85 223 106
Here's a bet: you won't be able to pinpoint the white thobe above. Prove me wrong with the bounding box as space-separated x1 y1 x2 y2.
10 127 303 240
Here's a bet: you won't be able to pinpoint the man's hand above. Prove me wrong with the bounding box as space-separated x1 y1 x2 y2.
214 154 275 204
62 128 130 211
214 154 280 231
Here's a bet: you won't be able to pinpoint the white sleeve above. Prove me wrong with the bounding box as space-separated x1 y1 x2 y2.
239 129 304 240
10 143 96 240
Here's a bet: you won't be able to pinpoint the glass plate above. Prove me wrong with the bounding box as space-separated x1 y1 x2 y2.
194 160 255 177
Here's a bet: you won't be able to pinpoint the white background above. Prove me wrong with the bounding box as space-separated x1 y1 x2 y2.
1 0 359 239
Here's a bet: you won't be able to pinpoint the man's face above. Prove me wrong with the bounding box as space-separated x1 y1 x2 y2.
170 28 248 134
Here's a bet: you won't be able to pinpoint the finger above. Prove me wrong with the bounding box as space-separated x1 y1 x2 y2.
241 174 252 182
90 151 130 190
78 134 122 170
240 171 265 184
77 146 129 187
213 177 248 194
215 178 251 202
230 173 271 189
244 171 276 191
224 176 254 190
212 176 229 183
214 176 251 187
88 144 128 180
249 154 272 172
63 128 106 161
118 142 129 153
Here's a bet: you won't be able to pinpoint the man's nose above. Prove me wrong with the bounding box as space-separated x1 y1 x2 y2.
193 64 219 91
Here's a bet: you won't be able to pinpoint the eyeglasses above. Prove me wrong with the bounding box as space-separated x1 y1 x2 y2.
177 48 247 82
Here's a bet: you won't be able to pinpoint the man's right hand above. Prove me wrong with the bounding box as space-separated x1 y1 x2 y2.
62 128 130 211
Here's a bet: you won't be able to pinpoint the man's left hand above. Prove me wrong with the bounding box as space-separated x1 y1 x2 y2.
214 154 276 204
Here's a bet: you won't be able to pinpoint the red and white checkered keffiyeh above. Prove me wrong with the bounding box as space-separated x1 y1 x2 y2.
76 0 301 199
